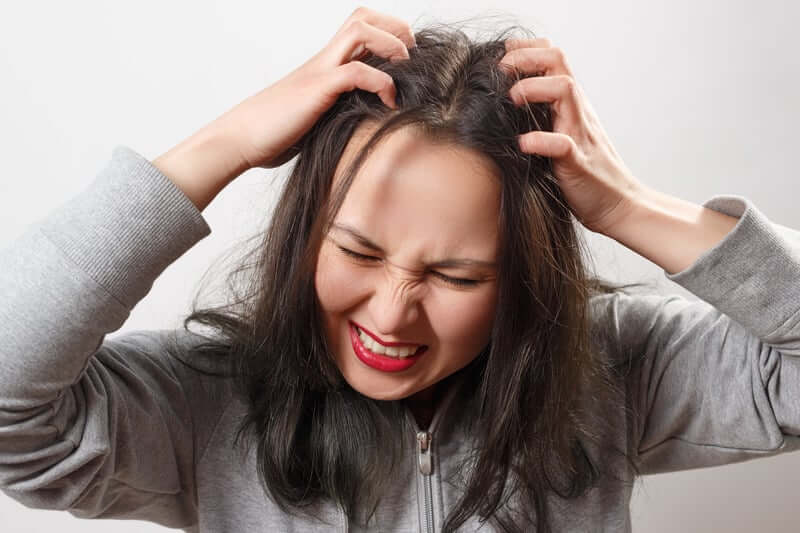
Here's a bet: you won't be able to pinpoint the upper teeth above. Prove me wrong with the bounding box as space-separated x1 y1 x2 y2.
356 327 418 358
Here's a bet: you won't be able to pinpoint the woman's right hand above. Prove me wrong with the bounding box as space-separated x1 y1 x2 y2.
219 6 415 170
153 7 414 211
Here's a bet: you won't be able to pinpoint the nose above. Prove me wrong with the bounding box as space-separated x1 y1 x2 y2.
367 269 422 337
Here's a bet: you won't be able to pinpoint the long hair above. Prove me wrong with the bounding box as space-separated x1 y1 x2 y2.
177 21 648 532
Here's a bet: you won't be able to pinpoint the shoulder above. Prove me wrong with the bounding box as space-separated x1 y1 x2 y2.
105 327 237 413
587 286 717 366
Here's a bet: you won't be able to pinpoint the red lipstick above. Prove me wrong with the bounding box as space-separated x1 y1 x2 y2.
349 321 428 372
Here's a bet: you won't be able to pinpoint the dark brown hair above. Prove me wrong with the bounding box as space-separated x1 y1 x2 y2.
178 20 648 532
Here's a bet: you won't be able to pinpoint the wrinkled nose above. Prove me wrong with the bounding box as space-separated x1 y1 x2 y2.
367 272 422 337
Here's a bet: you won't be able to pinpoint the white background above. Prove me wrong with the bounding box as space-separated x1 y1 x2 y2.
1 0 799 531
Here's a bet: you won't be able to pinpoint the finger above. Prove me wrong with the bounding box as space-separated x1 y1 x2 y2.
332 60 398 109
343 6 416 49
499 47 573 78
504 37 552 52
508 75 581 125
329 18 412 66
517 131 575 159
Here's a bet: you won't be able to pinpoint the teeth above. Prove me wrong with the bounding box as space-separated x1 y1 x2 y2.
368 337 386 355
356 326 418 359
387 346 411 357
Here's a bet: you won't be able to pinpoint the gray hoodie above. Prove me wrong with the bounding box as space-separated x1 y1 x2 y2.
1 146 799 532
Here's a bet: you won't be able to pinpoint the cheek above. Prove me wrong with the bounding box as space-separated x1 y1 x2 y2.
429 287 497 350
315 249 367 312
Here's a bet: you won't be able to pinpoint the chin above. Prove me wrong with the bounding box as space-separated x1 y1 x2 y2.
339 372 420 402
359 390 404 401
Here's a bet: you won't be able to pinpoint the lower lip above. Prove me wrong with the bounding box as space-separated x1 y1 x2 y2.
349 322 428 372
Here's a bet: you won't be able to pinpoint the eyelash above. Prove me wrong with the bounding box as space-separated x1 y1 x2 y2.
336 246 480 288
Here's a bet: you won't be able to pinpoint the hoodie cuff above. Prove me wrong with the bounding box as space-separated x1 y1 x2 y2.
665 195 800 339
37 145 212 309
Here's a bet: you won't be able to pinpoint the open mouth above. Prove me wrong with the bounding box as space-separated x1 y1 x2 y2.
349 321 429 372
352 323 425 359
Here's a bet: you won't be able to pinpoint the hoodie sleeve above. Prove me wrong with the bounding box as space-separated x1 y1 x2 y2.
599 195 800 476
0 146 221 528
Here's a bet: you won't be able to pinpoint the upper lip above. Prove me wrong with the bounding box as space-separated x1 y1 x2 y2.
350 321 424 348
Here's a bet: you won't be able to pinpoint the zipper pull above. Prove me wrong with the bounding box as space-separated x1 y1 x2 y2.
416 430 432 475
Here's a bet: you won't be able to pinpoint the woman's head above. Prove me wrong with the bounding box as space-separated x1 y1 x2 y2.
301 23 577 410
183 21 639 533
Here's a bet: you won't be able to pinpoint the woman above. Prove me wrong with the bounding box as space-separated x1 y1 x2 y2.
1 6 798 532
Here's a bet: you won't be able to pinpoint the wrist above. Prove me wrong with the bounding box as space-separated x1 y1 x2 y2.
153 121 250 212
602 186 739 275
598 185 661 239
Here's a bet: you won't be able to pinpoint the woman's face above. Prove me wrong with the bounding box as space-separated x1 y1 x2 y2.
314 122 501 403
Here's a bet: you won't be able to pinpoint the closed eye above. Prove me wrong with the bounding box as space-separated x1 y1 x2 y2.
335 245 481 288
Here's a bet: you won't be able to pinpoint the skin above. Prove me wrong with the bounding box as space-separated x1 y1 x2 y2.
314 121 501 423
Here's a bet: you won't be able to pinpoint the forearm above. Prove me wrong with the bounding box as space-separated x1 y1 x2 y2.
603 186 740 275
152 119 250 212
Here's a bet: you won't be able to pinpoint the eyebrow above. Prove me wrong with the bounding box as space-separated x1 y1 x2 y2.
331 222 497 270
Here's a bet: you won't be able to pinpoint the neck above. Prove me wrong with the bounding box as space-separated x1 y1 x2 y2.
406 381 447 430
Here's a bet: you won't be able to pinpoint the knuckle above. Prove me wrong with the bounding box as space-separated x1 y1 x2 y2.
552 46 574 73
352 6 370 18
345 60 365 74
349 62 378 83
336 61 354 78
346 18 368 35
564 135 577 155
558 74 576 93
339 63 364 85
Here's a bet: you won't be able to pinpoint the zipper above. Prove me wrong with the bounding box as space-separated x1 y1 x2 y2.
408 375 465 533
417 430 434 533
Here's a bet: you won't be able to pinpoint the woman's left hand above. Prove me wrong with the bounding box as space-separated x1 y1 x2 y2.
499 38 647 235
